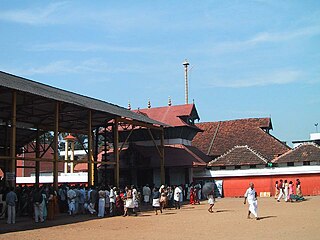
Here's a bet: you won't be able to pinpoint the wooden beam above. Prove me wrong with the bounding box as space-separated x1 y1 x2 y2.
53 102 59 190
119 127 134 154
147 128 162 157
114 118 120 188
35 130 40 185
119 117 163 130
87 110 94 186
94 127 99 185
10 91 17 187
160 129 165 185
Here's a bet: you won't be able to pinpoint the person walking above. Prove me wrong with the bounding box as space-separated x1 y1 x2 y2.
6 187 18 224
244 183 259 220
284 180 289 202
277 179 284 202
207 190 215 213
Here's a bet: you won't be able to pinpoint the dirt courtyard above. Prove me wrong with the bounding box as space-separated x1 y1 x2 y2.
1 196 320 240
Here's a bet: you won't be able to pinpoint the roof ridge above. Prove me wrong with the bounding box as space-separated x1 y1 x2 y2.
294 142 320 150
272 142 320 163
196 117 271 125
207 145 268 165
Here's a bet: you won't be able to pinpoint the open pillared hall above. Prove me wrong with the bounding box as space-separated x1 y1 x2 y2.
0 71 320 197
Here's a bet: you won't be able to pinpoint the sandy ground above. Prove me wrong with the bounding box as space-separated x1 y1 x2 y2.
1 196 320 240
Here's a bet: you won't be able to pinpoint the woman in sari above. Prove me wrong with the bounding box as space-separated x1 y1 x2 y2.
116 189 124 216
189 187 195 205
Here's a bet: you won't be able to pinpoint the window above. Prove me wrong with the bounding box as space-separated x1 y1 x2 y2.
220 166 226 170
250 165 256 169
235 165 241 169
287 162 294 166
303 161 310 166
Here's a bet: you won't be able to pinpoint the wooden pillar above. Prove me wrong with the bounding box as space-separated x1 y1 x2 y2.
113 118 119 188
88 110 94 186
53 102 59 190
94 127 99 186
10 91 17 187
160 128 165 185
35 130 40 185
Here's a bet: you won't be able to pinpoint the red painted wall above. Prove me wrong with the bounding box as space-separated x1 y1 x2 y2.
197 174 320 197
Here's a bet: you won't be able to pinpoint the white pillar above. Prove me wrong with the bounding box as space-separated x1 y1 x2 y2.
64 141 68 173
70 141 74 173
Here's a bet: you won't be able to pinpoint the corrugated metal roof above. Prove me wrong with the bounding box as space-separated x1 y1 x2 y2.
0 71 166 127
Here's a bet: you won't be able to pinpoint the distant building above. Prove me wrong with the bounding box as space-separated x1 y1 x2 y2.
292 133 320 148
185 121 320 197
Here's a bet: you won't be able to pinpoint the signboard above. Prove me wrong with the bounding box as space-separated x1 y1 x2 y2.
5 172 15 181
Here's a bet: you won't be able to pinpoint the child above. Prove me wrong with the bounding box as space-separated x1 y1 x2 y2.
207 190 215 213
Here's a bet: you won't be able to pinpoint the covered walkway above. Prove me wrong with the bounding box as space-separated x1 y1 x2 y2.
0 71 166 188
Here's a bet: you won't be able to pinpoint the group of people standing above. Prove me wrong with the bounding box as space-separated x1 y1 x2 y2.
142 184 203 215
275 179 302 202
2 184 58 224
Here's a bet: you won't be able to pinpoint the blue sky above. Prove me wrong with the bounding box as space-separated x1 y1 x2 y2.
0 1 319 145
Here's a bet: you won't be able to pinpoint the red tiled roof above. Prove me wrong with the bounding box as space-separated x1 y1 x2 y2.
207 145 268 167
192 118 290 161
133 104 199 128
272 143 320 163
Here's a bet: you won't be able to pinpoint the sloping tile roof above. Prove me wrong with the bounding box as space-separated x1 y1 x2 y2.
192 118 290 160
133 104 200 128
207 145 268 167
272 143 320 163
0 71 165 127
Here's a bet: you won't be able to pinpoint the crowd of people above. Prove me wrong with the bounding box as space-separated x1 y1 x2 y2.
0 181 206 224
274 179 303 202
1 179 306 225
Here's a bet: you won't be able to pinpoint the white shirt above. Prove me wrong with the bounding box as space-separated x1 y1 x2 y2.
244 187 257 203
67 189 76 202
143 186 151 196
109 189 115 203
174 187 182 202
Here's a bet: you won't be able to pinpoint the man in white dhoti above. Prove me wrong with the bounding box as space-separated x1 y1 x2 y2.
174 185 182 209
142 184 151 205
244 183 259 220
